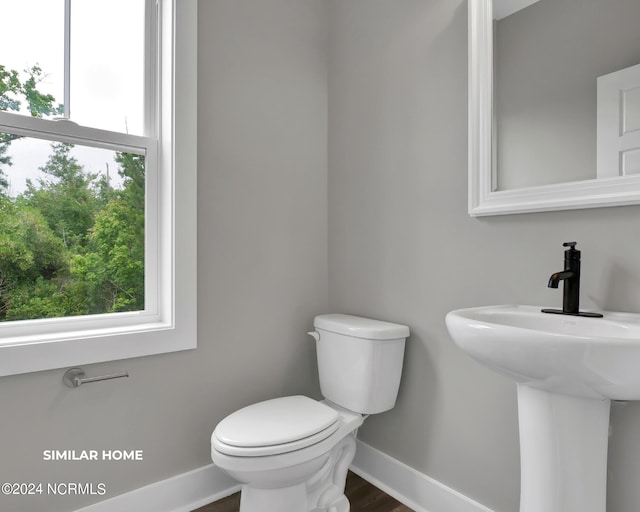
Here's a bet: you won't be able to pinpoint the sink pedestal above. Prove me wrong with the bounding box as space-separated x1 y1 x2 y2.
517 385 611 512
446 305 640 512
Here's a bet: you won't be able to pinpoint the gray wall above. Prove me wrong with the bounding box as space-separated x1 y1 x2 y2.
327 1 640 511
0 1 328 510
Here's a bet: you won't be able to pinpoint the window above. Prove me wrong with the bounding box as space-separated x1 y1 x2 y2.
0 0 197 375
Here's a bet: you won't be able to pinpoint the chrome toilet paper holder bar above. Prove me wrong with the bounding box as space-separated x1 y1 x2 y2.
63 367 129 388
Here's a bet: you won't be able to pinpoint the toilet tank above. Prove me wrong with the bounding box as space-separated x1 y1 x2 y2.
311 314 410 415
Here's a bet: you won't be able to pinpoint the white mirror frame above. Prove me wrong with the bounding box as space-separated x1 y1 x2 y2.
468 0 640 216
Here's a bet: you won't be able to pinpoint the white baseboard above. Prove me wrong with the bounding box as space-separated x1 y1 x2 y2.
351 440 495 512
73 463 240 512
74 442 494 512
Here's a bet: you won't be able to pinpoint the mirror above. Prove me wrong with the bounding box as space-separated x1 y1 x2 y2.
468 0 640 216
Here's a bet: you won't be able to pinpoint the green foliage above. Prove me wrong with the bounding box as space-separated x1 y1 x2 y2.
0 65 21 112
0 64 63 118
75 198 145 313
0 147 145 321
21 65 64 118
0 62 144 322
0 202 69 318
4 276 89 321
22 142 101 250
0 64 64 196
0 202 67 283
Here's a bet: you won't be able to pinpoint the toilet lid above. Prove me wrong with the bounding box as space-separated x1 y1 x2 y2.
213 396 340 456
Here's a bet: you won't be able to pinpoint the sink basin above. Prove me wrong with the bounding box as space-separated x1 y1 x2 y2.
445 305 640 512
445 304 640 400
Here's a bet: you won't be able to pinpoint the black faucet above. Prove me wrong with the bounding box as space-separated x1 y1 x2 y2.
541 242 603 318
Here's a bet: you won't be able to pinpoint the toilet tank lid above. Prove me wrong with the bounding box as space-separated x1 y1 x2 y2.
314 314 410 340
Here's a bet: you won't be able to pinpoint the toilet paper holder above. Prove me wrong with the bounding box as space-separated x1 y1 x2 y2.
63 367 129 388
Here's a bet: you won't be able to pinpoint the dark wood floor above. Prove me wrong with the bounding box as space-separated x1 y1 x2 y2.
193 471 413 512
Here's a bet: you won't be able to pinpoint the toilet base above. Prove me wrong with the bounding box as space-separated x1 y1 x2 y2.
240 483 350 512
240 484 308 512
236 435 356 512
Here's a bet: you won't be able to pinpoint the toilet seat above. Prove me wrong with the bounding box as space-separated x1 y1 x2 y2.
212 396 340 457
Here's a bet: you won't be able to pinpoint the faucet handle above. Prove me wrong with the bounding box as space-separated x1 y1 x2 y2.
562 241 580 260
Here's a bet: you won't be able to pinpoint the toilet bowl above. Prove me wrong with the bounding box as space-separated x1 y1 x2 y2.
212 397 363 512
211 314 410 512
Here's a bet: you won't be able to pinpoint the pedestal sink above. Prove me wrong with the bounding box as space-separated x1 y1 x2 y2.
445 305 640 512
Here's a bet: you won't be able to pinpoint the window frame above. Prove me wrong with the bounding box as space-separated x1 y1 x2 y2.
0 0 197 376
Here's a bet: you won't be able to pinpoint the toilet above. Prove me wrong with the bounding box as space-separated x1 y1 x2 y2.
211 314 410 512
